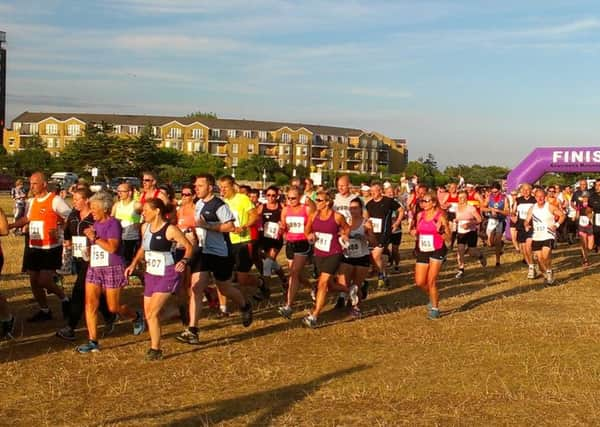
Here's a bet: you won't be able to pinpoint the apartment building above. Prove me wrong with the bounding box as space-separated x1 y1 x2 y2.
3 112 408 174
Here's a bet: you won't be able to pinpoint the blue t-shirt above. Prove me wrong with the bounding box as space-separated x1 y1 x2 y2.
194 196 234 257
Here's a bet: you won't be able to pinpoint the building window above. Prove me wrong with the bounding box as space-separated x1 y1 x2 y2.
279 145 290 155
278 159 285 167
129 126 138 135
243 130 251 138
211 129 220 138
114 125 121 134
187 142 193 152
232 157 238 167
152 126 158 136
169 127 182 138
258 131 267 141
232 143 239 154
13 122 21 131
46 124 58 135
248 144 254 154
282 132 291 143
67 124 81 136
47 138 54 148
227 129 237 139
192 128 204 139
194 142 201 152
299 134 308 144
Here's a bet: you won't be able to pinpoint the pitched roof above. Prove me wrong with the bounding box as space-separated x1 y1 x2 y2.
12 111 366 137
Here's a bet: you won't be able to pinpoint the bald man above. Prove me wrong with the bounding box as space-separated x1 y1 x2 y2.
10 172 72 322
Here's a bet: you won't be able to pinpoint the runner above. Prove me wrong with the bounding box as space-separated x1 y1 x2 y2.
333 174 358 224
111 181 142 266
125 198 193 360
9 172 71 322
444 182 460 249
277 186 314 320
337 197 376 318
56 188 114 341
454 190 485 279
507 189 520 251
575 193 594 267
76 192 145 353
384 183 405 272
411 191 450 319
588 180 600 253
256 186 287 289
525 188 565 285
481 182 509 266
139 171 160 205
10 179 26 235
559 185 577 244
512 183 536 279
366 181 404 289
176 174 253 345
302 190 352 328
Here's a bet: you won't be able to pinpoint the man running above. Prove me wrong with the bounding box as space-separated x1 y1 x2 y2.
512 183 536 279
482 182 509 266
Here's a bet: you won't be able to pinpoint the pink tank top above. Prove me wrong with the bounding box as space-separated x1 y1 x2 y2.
312 211 343 257
285 205 309 242
416 210 445 252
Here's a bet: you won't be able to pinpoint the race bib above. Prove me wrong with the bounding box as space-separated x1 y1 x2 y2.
533 223 547 233
72 235 87 258
568 208 576 219
448 203 458 213
90 244 109 267
263 221 280 239
457 220 470 234
580 216 590 227
595 213 600 226
195 227 207 247
286 216 305 234
145 251 166 276
314 232 333 252
517 205 531 220
370 217 383 233
487 218 499 233
29 220 44 241
345 238 366 258
419 234 435 252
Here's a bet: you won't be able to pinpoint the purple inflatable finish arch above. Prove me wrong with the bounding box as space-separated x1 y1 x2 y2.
504 146 600 238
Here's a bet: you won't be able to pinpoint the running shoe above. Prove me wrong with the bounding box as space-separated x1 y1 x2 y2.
241 303 253 327
145 348 164 361
427 307 441 320
377 278 386 290
349 285 359 307
334 295 347 310
176 328 200 345
545 269 555 286
61 299 71 320
527 264 536 279
310 286 317 302
0 316 15 340
455 269 464 279
278 305 293 320
27 309 52 323
133 311 146 336
479 255 487 267
302 315 317 329
76 340 100 353
361 281 369 300
56 325 76 341
350 306 362 319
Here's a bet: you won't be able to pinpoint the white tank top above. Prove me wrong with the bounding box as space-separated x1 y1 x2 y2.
531 202 556 241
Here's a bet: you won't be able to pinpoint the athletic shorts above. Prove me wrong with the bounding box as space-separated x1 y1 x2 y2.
486 219 506 235
341 255 371 267
121 239 140 265
86 264 128 289
516 228 533 243
456 231 478 248
389 232 402 245
260 237 284 252
285 240 311 260
144 264 180 297
374 233 391 248
532 239 554 251
23 246 62 271
313 254 343 275
230 243 252 273
190 252 233 282
415 246 447 264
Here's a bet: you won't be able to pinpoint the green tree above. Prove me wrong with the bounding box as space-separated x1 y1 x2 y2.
186 111 218 119
181 153 226 178
236 155 281 181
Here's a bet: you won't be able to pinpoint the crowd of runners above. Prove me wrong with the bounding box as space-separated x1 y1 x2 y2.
0 171 596 360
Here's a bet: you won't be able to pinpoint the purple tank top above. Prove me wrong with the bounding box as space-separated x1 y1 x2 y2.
312 211 342 256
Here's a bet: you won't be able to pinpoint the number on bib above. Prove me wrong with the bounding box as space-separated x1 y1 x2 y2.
72 236 87 258
90 245 109 267
595 213 600 226
314 232 333 252
29 220 44 242
345 238 365 258
264 222 280 239
370 217 383 233
286 216 305 234
580 216 590 227
145 251 166 276
419 234 435 252
195 227 207 247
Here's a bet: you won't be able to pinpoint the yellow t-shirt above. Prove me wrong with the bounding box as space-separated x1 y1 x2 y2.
224 192 254 244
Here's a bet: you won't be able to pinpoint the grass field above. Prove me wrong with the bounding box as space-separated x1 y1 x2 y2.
1 195 599 426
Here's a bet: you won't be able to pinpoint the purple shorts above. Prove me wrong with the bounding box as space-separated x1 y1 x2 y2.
86 264 127 289
144 264 180 297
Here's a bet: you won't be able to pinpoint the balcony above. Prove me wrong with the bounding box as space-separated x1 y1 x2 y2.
312 137 328 147
260 147 278 157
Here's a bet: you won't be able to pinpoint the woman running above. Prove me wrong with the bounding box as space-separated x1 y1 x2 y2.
337 197 375 318
302 190 351 328
76 192 145 354
277 186 314 319
256 186 287 289
454 190 485 279
411 191 450 319
575 192 593 267
125 198 193 360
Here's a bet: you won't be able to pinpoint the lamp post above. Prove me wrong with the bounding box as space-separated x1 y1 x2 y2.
262 169 267 189
232 167 236 178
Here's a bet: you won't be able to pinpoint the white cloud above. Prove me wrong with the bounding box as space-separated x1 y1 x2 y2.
349 88 412 99
112 33 243 52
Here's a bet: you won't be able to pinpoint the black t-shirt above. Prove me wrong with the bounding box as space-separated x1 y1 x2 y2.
515 196 535 230
63 209 94 241
366 196 400 236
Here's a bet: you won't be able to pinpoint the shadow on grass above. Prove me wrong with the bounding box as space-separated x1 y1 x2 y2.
97 364 370 426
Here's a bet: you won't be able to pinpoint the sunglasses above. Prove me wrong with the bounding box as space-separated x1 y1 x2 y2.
142 179 153 182
420 199 432 203
315 198 325 202
287 197 297 200
117 190 129 193
266 193 277 197
181 192 193 196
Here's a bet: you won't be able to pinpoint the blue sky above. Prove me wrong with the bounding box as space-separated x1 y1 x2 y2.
2 0 600 168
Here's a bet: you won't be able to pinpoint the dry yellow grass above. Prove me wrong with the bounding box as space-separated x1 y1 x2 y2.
1 194 599 426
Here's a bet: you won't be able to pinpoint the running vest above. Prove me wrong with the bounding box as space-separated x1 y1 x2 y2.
467 191 481 211
312 211 343 257
29 193 60 249
345 219 370 258
261 204 282 240
531 202 556 241
487 194 506 219
446 193 459 217
140 189 160 205
516 196 535 228
285 205 309 242
142 222 175 274
416 210 445 252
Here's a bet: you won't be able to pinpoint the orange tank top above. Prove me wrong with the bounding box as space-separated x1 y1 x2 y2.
29 193 60 249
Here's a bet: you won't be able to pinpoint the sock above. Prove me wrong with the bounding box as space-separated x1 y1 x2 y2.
220 304 227 313
189 326 199 334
